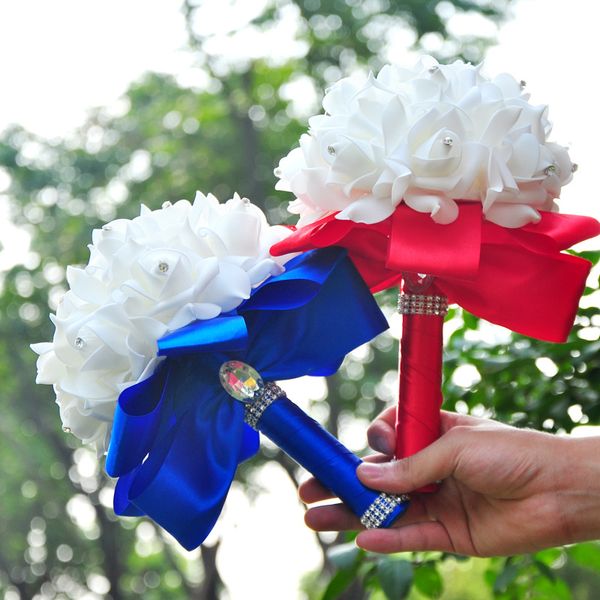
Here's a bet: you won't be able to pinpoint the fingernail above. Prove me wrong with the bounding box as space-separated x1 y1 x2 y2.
371 433 393 456
357 462 383 480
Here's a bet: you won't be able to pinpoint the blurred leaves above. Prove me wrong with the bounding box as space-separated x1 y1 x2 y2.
413 562 444 598
327 543 363 570
376 556 413 599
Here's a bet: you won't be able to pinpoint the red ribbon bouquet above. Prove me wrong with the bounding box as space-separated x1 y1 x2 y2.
270 56 600 486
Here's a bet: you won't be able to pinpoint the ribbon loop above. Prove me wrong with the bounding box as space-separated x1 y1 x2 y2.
388 205 482 279
158 315 248 357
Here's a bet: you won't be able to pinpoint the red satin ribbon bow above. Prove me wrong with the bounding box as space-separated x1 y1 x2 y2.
273 204 599 343
271 203 600 471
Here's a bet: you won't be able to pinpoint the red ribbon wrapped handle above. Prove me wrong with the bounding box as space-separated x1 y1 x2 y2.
396 278 447 492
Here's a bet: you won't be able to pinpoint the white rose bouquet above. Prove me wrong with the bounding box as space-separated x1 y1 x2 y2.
276 55 576 228
271 55 598 475
32 193 292 453
32 191 398 549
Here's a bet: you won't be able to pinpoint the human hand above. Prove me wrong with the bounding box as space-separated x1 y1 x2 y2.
300 408 600 557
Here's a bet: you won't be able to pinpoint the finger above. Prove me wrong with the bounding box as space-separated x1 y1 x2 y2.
367 406 396 455
299 478 334 504
439 410 477 433
439 410 509 433
367 408 474 454
357 434 460 494
369 408 477 450
356 522 454 553
305 495 431 532
305 503 362 531
299 454 394 504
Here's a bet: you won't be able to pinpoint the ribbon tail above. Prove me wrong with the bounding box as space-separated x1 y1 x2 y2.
525 212 600 250
438 245 592 342
113 469 145 516
113 398 248 550
106 366 169 477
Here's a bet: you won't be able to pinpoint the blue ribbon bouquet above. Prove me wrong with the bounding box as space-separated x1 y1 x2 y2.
105 247 388 549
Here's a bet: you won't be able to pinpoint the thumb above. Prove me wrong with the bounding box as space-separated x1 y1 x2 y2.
357 431 461 494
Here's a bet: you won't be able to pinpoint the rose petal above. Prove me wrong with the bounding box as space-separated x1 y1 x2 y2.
404 192 459 224
485 203 541 227
167 303 223 331
336 194 396 224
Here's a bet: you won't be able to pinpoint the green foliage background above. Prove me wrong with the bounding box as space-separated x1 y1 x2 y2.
1 1 599 598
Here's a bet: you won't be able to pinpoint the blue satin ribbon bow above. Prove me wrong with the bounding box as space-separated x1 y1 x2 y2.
105 247 388 550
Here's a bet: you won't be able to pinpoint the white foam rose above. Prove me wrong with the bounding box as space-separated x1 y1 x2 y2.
275 55 576 228
32 192 294 453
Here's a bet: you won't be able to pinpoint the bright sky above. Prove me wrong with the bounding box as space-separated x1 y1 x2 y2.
1 0 599 597
0 1 189 138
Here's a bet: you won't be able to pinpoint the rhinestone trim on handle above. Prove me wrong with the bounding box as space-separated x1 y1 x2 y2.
244 382 286 429
397 293 448 317
360 493 411 528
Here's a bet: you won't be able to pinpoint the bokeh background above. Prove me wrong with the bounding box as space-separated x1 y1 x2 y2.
1 1 599 599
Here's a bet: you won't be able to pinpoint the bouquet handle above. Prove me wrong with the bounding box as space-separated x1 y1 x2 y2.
396 275 448 492
220 361 410 528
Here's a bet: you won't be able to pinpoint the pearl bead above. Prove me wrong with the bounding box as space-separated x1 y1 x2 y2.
327 145 336 156
520 80 527 88
62 426 72 433
544 165 557 176
571 163 579 173
428 66 439 73
162 201 172 209
157 261 169 274
442 136 453 146
74 337 86 349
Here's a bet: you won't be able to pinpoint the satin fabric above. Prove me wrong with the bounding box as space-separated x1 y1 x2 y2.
396 281 444 485
271 204 600 343
261 394 408 526
105 247 389 550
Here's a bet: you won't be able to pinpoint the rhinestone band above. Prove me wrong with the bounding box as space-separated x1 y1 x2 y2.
397 293 448 317
360 493 410 529
244 382 285 429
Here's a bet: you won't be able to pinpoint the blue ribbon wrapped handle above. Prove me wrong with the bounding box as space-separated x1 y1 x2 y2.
229 374 409 531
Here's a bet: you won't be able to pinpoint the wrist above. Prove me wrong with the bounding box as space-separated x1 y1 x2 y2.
556 435 600 544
